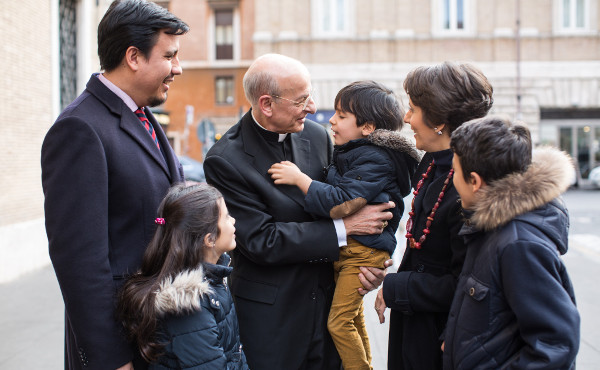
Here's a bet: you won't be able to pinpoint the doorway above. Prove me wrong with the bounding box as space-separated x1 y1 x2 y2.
540 108 600 186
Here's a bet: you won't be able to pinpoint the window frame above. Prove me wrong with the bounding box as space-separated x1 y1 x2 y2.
311 0 356 38
208 5 240 61
554 0 593 34
431 0 475 37
214 8 234 60
215 75 235 106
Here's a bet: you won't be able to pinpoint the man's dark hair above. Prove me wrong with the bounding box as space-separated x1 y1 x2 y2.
403 61 493 133
98 0 189 72
334 80 404 131
451 116 532 183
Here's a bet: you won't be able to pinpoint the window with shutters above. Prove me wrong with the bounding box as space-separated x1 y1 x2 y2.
215 9 234 60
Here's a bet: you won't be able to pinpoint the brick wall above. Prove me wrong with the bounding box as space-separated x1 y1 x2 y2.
0 0 55 281
0 0 54 227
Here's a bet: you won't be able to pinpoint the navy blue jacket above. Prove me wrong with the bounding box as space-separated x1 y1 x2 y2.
305 129 419 254
151 254 249 370
443 148 580 369
42 74 183 369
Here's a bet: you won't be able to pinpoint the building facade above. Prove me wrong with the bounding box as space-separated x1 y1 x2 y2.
246 0 600 183
165 0 255 160
0 0 112 282
2 0 599 281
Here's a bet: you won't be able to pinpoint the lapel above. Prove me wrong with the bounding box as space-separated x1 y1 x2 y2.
119 106 170 178
241 112 307 207
147 108 180 181
291 132 311 176
85 75 171 179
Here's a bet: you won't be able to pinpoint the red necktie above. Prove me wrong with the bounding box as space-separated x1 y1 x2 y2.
135 108 160 149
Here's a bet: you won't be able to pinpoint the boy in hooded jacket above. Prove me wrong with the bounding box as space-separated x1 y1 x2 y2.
268 80 419 370
443 116 580 369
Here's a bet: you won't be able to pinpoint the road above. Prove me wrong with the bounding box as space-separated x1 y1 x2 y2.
1 189 599 369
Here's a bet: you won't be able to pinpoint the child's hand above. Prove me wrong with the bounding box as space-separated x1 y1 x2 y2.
268 161 302 185
268 161 313 194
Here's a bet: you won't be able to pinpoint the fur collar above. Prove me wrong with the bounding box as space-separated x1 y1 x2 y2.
154 267 213 316
368 129 422 162
470 147 574 231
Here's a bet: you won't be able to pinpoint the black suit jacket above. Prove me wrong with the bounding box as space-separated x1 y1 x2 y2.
41 74 184 370
204 111 341 369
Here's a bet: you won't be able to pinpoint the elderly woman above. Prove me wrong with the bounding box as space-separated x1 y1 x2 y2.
375 62 494 369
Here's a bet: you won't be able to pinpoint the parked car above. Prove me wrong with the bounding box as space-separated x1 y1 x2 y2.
589 166 600 189
178 155 206 183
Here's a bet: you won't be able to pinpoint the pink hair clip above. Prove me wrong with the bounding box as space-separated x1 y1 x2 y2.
155 218 166 225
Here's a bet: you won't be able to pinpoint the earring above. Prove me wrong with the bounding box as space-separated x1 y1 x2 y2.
437 130 443 136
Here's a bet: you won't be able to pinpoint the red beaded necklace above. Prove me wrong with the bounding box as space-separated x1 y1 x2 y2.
405 160 454 249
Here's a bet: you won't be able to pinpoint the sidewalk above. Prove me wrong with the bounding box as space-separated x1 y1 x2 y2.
0 264 392 369
0 264 63 369
3 247 595 369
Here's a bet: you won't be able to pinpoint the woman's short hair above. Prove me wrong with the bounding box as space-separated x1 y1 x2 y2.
403 61 493 133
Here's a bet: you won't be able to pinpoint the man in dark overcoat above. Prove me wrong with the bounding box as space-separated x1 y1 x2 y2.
41 1 188 369
204 53 393 370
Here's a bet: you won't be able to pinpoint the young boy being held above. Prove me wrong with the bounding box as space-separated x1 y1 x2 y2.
268 80 419 370
444 116 580 369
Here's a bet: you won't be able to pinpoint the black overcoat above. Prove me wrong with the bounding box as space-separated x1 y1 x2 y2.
204 111 341 370
42 74 183 370
382 150 466 370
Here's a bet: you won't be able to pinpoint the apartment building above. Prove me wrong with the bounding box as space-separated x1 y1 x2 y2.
163 0 255 160
165 0 600 183
247 0 600 184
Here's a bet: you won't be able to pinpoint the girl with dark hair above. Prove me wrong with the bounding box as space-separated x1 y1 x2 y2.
374 62 494 369
118 183 248 369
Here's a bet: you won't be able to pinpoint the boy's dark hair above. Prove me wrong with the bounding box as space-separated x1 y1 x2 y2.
334 80 404 131
403 62 493 133
98 0 189 72
451 116 532 184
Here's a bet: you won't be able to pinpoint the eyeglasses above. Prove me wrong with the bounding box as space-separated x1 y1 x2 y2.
271 91 314 110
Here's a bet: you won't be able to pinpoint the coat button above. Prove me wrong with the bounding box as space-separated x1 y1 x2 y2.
469 287 475 296
416 264 425 273
310 292 316 300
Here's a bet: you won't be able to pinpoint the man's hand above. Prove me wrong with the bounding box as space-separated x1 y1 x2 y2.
268 161 312 194
357 258 393 295
374 288 387 323
343 201 394 235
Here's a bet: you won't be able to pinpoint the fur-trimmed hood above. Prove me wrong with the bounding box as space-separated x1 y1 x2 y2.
154 267 213 316
470 147 574 231
367 129 422 163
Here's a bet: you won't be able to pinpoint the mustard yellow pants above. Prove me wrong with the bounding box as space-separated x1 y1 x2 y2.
328 238 390 370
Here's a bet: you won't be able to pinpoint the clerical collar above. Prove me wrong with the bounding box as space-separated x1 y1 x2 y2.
251 111 288 143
